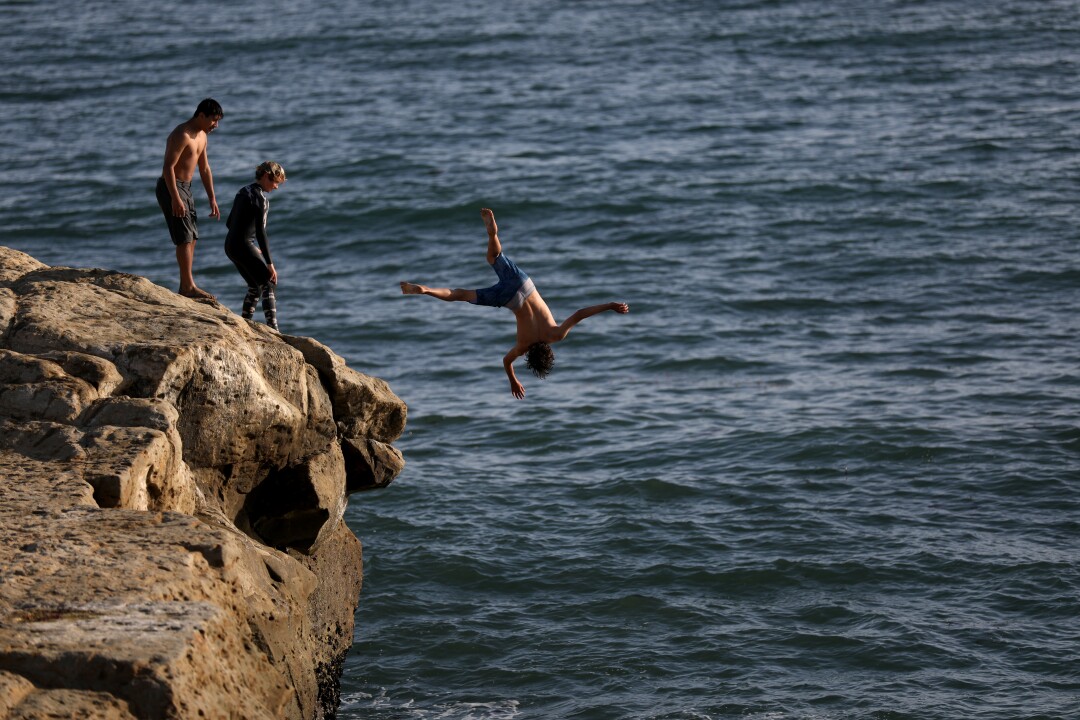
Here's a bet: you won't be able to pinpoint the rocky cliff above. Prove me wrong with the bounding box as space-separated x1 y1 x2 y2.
0 247 406 719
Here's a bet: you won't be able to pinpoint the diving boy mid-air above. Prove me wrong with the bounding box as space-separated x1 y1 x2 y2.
400 208 629 399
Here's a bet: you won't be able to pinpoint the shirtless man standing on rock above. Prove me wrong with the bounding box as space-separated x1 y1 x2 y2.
400 208 629 399
156 98 223 300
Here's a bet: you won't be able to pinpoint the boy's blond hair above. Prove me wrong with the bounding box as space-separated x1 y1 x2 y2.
255 161 286 181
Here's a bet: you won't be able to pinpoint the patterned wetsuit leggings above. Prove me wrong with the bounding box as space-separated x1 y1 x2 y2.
242 284 277 331
225 238 279 331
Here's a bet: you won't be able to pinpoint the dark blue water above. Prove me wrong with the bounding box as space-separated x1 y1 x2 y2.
3 1 1079 718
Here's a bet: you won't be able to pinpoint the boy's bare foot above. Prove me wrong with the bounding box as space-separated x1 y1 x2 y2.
180 286 215 300
480 208 497 237
400 282 424 295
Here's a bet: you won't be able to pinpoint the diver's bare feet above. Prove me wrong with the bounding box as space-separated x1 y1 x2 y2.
481 208 497 237
400 282 425 295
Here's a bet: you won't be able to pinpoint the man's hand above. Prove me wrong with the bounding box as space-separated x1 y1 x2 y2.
171 197 186 217
268 264 278 285
610 302 629 314
208 199 220 219
510 377 525 399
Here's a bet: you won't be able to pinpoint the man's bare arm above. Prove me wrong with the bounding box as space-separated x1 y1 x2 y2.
197 147 219 219
503 348 526 399
161 136 187 217
550 302 630 342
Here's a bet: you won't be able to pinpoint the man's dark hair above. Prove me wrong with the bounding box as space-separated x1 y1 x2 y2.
525 342 554 379
194 98 224 119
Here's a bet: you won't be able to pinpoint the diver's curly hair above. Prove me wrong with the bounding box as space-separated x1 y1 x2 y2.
525 342 555 379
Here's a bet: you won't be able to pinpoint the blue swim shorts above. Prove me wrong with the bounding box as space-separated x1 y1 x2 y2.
472 253 536 310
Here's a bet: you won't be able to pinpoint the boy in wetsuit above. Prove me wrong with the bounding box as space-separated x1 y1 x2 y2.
224 161 286 331
400 208 629 399
156 98 223 300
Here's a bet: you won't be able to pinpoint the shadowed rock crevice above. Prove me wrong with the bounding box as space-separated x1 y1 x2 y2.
0 247 406 719
241 464 332 554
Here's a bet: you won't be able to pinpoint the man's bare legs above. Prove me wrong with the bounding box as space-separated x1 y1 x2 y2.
401 209 503 302
176 241 214 299
399 283 477 302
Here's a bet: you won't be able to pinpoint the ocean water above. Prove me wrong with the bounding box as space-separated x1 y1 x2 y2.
2 1 1080 718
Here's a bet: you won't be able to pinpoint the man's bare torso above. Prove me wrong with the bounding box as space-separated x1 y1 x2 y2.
511 290 559 349
165 122 206 182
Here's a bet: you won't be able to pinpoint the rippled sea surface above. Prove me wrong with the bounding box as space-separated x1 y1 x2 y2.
3 1 1080 718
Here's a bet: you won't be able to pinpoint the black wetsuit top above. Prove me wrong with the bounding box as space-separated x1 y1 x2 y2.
224 183 273 286
225 183 273 264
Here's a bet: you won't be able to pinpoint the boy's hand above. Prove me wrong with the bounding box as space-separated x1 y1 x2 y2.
610 302 629 313
510 378 525 399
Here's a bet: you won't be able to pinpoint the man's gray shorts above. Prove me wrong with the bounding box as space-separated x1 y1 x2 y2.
156 177 198 245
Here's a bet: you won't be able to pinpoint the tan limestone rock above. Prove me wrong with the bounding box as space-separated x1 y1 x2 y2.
340 433 407 493
0 246 407 719
280 334 407 443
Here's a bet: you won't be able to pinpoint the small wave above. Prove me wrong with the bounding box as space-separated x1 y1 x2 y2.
729 297 840 312
1006 268 1080 286
641 354 769 374
879 367 950 380
567 476 708 503
339 691 520 720
950 140 1010 154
